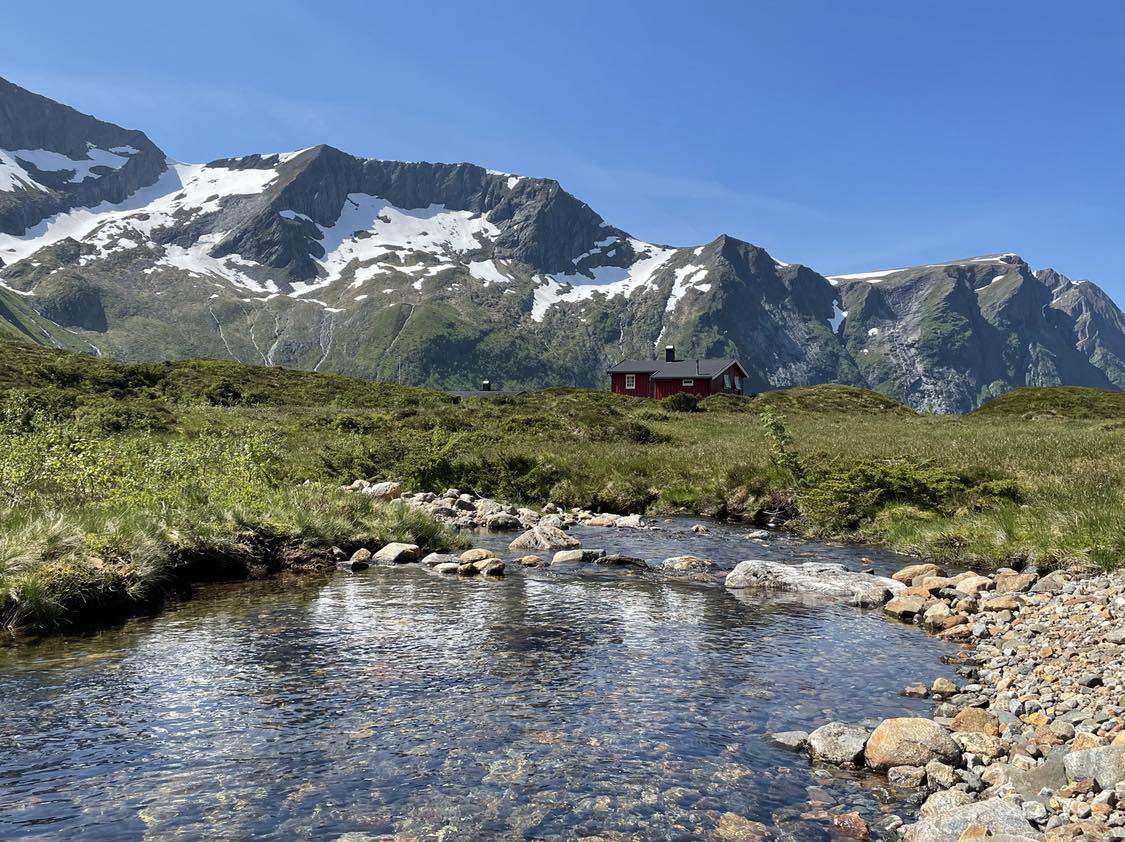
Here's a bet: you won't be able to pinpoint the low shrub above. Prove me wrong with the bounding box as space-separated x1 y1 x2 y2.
662 392 700 412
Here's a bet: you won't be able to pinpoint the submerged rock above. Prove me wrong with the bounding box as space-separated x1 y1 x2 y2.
766 730 809 751
725 560 902 607
716 812 770 841
596 554 647 569
662 555 716 572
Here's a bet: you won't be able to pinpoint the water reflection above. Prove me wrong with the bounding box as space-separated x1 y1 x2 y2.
0 521 954 840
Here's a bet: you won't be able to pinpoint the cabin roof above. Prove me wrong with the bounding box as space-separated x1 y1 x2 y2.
607 358 746 379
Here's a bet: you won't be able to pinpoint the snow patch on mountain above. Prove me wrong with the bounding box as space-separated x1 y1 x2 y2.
486 169 525 190
291 194 502 297
829 300 847 333
666 264 709 313
468 259 510 285
159 234 280 295
827 268 903 285
5 144 135 184
573 236 618 265
0 143 139 193
531 240 676 321
0 159 283 270
0 150 46 192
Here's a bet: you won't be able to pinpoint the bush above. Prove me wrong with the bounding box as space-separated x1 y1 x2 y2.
797 459 1019 534
699 393 755 412
662 392 700 412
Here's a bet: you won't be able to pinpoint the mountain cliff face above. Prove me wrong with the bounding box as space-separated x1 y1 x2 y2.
1 77 1121 412
828 256 1123 412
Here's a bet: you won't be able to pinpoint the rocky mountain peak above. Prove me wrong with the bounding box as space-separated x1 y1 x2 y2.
0 76 1122 413
0 76 166 237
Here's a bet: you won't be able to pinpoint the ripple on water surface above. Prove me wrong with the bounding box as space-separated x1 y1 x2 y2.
0 522 955 840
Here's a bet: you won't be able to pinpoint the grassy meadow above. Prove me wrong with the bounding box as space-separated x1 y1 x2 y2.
2 338 1123 633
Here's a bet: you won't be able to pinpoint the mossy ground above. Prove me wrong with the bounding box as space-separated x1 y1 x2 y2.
2 340 1122 632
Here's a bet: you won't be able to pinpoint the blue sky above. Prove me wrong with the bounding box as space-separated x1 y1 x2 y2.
5 1 1123 298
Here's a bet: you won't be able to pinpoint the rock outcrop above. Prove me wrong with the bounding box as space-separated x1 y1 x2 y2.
724 560 902 607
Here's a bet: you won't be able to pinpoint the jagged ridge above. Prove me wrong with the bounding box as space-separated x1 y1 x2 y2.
0 77 1121 413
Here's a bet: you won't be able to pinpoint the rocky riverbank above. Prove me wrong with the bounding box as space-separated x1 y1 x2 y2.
767 563 1125 841
343 479 651 532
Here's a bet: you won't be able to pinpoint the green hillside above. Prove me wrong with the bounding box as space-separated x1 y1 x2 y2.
972 386 1125 420
2 342 1123 633
0 287 91 351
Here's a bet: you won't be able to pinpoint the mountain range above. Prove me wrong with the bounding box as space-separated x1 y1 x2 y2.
2 76 1122 413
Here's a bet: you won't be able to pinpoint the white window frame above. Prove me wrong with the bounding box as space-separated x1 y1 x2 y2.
682 379 694 386
723 374 732 389
625 374 636 390
734 375 742 391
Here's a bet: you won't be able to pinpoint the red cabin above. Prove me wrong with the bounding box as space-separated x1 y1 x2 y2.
608 346 748 399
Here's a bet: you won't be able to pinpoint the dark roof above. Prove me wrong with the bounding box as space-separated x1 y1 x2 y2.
607 358 746 379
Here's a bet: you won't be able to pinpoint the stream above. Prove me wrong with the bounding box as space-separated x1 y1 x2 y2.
0 518 955 840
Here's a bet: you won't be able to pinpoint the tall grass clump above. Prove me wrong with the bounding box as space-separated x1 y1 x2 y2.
0 393 461 632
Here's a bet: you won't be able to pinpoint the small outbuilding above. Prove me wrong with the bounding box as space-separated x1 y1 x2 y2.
607 346 748 399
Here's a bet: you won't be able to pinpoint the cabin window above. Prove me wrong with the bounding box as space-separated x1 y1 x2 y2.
723 374 732 389
625 374 636 390
682 379 694 386
734 375 742 391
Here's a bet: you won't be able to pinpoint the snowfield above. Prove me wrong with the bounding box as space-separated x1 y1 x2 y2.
0 143 139 193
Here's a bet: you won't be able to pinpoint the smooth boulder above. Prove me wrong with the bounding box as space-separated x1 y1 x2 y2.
884 594 926 620
864 717 961 771
509 525 580 552
360 480 402 501
892 563 944 584
372 542 420 564
420 552 457 567
552 548 605 565
725 560 902 607
807 722 869 766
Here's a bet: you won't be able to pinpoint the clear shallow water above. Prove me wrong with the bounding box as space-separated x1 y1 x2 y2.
0 520 954 840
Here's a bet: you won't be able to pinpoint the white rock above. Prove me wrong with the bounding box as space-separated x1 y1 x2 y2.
725 560 903 607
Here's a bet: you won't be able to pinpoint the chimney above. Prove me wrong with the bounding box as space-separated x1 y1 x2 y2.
664 345 676 363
